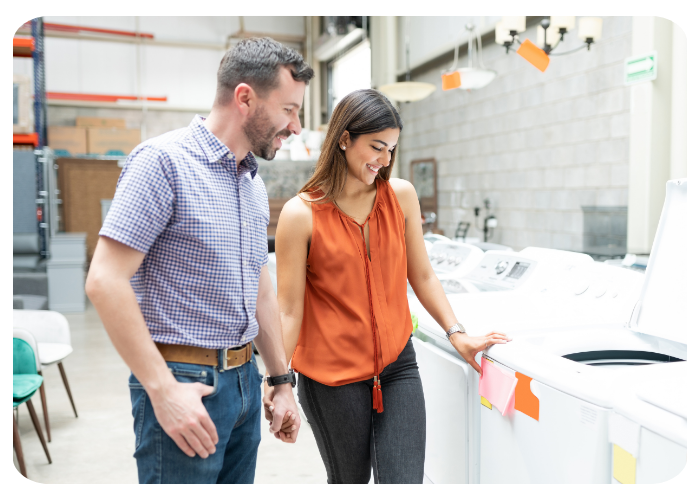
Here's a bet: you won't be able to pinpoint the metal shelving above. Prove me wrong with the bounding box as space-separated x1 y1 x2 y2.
14 18 53 257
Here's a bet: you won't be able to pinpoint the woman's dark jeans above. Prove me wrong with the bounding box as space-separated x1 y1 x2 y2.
297 336 426 484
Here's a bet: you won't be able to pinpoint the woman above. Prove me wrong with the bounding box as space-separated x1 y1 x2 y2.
264 89 509 483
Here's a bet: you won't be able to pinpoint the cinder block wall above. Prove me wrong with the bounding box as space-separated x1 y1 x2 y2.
398 16 632 252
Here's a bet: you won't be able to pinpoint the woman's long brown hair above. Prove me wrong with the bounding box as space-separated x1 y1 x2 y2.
299 89 403 203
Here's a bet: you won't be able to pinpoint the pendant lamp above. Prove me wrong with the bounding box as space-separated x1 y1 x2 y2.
442 24 496 91
379 17 436 102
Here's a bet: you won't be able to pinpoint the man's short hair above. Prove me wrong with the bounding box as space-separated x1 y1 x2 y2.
216 37 314 106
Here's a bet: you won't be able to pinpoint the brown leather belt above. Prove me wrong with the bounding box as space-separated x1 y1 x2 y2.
155 342 252 370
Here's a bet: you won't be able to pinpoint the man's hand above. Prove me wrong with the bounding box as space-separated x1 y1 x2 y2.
263 382 300 443
148 380 218 459
263 382 297 441
450 331 511 375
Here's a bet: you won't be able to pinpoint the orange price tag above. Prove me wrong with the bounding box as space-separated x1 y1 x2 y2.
442 71 461 90
516 39 550 72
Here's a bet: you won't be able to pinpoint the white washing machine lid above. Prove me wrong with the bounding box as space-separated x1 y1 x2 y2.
628 179 687 345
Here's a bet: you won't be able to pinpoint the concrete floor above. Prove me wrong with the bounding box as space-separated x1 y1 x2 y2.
13 301 327 484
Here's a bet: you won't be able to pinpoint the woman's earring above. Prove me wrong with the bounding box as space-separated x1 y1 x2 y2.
341 145 346 150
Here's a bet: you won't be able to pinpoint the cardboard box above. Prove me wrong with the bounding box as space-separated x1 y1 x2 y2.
48 126 88 155
13 74 33 134
76 116 126 128
87 128 141 155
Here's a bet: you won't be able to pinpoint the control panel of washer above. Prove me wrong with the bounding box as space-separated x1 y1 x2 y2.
428 241 484 277
464 252 539 291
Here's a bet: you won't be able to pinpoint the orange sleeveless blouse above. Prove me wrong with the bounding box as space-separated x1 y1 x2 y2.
290 179 413 412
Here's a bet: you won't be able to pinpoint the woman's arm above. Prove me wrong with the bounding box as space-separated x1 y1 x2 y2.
262 195 312 434
390 178 509 374
275 196 313 364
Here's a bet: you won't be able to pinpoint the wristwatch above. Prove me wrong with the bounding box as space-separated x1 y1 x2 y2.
265 369 297 388
445 322 466 341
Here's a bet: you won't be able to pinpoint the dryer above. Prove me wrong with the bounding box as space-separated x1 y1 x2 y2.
477 179 687 483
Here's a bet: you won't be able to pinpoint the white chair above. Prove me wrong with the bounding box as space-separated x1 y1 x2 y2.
12 326 51 466
13 310 77 442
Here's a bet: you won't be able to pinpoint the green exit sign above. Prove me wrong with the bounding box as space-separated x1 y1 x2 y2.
624 51 657 85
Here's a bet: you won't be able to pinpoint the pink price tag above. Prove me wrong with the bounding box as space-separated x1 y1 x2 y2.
479 359 518 416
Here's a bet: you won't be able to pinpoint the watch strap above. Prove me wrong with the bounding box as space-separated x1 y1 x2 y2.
266 369 296 388
445 322 466 340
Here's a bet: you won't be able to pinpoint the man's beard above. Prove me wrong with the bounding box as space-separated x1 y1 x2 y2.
243 106 289 161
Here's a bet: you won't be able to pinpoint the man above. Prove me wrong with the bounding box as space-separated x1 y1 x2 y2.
86 38 314 484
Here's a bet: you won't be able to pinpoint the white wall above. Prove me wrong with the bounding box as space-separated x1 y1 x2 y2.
398 16 634 252
15 16 307 140
40 16 304 110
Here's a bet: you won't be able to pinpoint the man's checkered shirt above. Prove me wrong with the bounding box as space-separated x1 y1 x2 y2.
100 115 270 349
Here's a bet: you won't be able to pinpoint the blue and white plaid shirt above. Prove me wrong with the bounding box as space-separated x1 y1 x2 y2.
100 115 270 349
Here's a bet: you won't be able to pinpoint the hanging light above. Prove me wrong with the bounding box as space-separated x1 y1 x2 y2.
442 24 496 91
496 16 604 71
501 16 527 34
577 17 603 45
379 17 435 102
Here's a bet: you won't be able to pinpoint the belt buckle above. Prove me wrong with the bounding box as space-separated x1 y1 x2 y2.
221 344 247 370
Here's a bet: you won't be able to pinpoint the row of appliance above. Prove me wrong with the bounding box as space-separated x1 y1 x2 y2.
265 179 687 484
410 179 687 484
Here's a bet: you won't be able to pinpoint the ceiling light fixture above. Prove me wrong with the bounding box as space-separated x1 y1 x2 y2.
499 16 603 55
442 24 497 91
379 17 436 103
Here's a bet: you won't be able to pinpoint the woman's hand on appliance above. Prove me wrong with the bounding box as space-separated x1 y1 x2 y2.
449 331 511 375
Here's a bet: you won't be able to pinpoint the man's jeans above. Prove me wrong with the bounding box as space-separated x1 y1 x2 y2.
128 353 263 483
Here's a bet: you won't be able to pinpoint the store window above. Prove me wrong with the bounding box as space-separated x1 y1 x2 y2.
328 39 371 114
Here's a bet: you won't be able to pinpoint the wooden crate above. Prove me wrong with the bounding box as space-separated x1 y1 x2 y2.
57 158 122 262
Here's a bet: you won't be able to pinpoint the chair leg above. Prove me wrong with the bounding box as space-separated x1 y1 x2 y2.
26 400 52 464
38 370 51 442
58 362 78 418
13 412 27 478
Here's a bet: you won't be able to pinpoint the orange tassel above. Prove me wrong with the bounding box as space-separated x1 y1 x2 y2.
377 382 384 413
372 380 378 410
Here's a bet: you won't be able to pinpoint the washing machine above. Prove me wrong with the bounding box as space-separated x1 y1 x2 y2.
477 179 687 483
607 362 687 484
412 253 644 483
423 240 486 281
411 246 603 352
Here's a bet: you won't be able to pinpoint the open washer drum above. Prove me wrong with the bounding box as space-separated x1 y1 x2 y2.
478 179 687 484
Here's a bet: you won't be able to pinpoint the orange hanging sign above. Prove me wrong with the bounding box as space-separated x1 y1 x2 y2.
442 71 462 90
516 39 550 73
514 372 539 421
